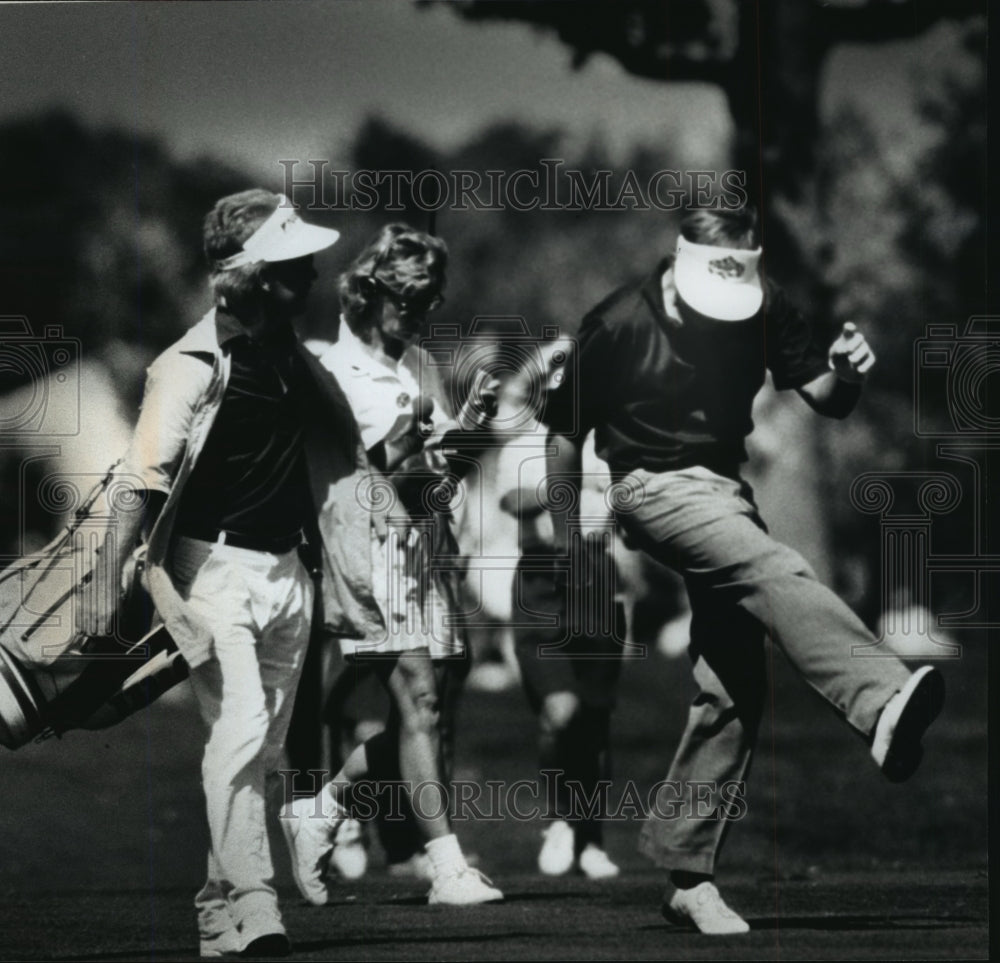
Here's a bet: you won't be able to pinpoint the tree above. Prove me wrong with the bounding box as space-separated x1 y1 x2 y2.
0 110 248 374
430 0 989 621
434 0 987 290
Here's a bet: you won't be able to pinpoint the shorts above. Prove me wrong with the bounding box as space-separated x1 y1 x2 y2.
339 525 463 661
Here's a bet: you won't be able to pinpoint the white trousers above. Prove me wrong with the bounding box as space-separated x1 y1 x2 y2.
171 537 313 945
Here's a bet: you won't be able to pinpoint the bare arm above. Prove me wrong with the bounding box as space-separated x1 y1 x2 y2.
796 321 875 419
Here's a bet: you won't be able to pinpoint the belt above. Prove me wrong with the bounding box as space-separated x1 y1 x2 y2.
178 527 304 554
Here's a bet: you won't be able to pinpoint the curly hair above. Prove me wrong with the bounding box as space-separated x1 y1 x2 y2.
338 223 448 338
679 205 760 250
203 188 281 309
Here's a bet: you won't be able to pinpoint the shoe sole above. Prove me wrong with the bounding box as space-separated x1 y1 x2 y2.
199 947 239 960
661 901 750 935
578 867 620 880
427 880 505 906
428 893 505 906
881 666 945 783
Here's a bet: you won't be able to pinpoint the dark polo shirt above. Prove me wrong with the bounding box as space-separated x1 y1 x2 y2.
175 309 311 541
543 257 829 478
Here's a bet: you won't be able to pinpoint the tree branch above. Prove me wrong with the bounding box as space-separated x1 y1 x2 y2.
431 0 986 78
814 0 987 44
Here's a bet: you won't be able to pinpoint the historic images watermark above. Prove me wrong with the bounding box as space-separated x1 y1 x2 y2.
0 316 156 653
279 160 749 213
850 316 1000 658
280 772 748 824
0 316 80 437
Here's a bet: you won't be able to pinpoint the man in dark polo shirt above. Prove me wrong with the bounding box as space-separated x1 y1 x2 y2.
173 311 312 550
542 205 944 934
95 190 383 958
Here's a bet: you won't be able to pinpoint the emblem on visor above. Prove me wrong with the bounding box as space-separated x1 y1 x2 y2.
708 256 745 279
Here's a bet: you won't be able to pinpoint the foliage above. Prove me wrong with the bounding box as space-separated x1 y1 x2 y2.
0 109 249 402
0 12 985 612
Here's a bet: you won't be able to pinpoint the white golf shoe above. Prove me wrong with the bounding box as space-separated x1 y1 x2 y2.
198 928 241 959
427 866 504 905
537 819 575 876
663 881 750 935
330 818 368 881
577 843 620 880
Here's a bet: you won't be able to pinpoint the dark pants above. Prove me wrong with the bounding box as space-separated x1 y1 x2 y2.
514 544 625 843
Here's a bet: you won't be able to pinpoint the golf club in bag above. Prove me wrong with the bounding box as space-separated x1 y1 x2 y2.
0 462 188 750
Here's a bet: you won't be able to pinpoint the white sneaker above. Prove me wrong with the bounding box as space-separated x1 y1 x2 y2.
577 843 619 880
663 881 750 935
197 884 239 959
427 866 504 905
198 928 241 959
537 819 575 876
871 665 945 782
330 818 368 880
280 795 343 906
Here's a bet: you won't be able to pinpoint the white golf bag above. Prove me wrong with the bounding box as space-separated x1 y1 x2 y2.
0 464 187 750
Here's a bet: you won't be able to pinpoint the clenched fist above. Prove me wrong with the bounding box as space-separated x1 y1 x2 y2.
828 322 876 383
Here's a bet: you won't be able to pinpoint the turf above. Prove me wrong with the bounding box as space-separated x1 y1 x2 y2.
0 872 988 961
0 640 988 960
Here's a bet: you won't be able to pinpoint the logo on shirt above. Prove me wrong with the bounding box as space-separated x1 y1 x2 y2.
396 392 411 409
708 256 745 280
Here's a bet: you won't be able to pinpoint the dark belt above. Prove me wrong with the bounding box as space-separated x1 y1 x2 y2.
178 527 304 554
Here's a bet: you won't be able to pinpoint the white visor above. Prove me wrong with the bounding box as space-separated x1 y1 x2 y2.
213 194 340 271
673 235 764 321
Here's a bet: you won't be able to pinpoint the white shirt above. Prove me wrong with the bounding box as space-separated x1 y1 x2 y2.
317 320 448 451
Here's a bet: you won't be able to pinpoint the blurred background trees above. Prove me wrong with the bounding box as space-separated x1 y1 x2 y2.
437 0 988 625
0 2 988 630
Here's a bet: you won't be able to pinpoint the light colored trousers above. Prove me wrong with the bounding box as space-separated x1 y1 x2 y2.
171 536 313 944
615 467 912 875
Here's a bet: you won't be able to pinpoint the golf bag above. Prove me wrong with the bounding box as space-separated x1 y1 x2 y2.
0 463 188 750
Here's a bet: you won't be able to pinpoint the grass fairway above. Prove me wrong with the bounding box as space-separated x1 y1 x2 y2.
0 638 988 960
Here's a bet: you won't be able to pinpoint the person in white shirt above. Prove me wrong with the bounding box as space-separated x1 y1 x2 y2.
282 223 502 906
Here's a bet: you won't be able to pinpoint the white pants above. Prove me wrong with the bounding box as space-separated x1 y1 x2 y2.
171 537 313 945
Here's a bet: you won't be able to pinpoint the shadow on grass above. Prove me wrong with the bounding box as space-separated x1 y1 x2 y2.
744 913 984 931
296 931 538 951
639 913 983 934
378 889 586 906
49 931 540 962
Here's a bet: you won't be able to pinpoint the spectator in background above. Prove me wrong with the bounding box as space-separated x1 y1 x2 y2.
541 204 945 935
500 471 624 880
